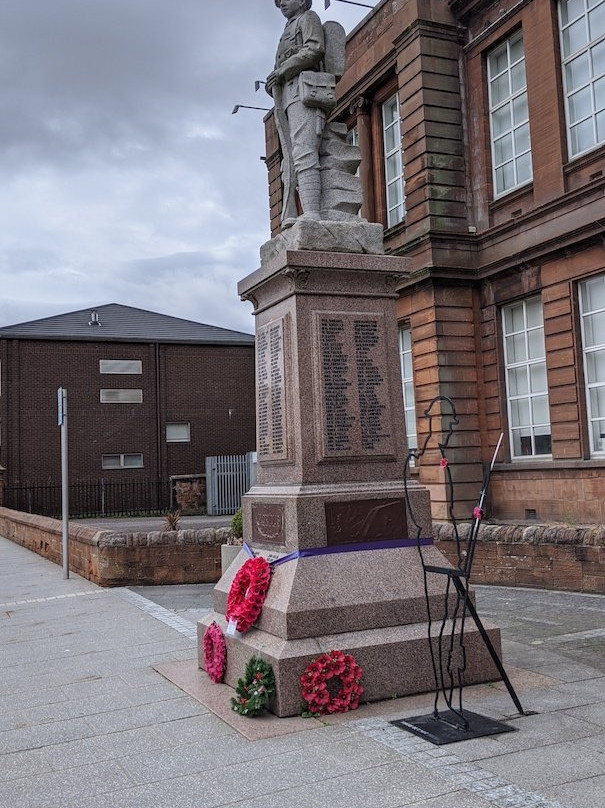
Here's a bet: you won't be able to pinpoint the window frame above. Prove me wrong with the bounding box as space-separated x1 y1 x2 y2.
101 453 144 470
99 359 142 374
502 295 552 459
579 273 605 455
381 93 406 229
487 28 533 198
100 389 143 404
398 325 417 452
166 422 191 443
558 0 605 159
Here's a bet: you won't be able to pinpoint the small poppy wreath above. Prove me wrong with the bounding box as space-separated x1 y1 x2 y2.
231 656 275 717
300 649 364 715
225 555 272 633
202 621 227 683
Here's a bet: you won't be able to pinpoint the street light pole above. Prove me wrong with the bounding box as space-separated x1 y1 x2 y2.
324 0 374 9
58 387 69 579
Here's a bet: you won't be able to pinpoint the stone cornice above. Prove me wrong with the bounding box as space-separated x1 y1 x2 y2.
448 0 497 23
393 219 605 289
393 18 465 53
333 50 397 119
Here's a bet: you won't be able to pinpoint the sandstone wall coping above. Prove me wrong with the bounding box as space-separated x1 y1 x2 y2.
434 520 605 547
0 507 229 548
97 527 230 548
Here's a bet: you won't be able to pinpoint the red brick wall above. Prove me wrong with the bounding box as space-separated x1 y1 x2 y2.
0 339 255 486
398 282 484 519
260 0 605 530
159 344 256 478
474 243 605 523
397 19 468 243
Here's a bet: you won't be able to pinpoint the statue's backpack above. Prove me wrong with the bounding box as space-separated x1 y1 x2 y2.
322 21 346 79
299 20 346 113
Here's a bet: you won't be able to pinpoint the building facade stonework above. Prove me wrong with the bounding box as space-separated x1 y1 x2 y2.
265 0 605 525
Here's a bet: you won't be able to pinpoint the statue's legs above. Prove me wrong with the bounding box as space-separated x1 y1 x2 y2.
287 102 324 219
296 168 321 219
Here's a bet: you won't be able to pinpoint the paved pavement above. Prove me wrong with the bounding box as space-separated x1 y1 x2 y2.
1 536 605 808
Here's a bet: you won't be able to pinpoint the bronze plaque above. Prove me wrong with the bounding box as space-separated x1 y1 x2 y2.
325 499 407 545
252 504 285 545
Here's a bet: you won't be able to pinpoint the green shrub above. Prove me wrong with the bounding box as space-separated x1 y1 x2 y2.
163 509 181 531
230 508 243 541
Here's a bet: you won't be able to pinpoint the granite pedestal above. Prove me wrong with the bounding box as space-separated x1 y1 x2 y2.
198 233 502 716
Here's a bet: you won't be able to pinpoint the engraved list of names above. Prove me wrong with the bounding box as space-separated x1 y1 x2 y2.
256 317 289 462
316 312 394 459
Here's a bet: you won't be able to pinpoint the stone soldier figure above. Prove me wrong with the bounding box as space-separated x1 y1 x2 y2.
267 0 338 225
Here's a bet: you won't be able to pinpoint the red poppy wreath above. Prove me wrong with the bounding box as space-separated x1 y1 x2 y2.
300 649 364 715
225 555 271 633
202 621 227 683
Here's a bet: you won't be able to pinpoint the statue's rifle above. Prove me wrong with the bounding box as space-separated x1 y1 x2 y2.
463 432 504 574
441 432 505 725
454 431 526 716
271 83 297 223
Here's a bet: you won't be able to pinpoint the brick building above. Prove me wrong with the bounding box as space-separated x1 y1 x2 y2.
0 304 255 510
265 0 605 522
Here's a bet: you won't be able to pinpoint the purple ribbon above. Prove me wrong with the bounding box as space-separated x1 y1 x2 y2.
243 537 432 567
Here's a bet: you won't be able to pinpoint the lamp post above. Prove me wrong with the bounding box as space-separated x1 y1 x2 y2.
324 0 374 9
232 105 271 114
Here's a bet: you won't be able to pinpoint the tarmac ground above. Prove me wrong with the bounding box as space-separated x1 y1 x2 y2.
1 534 605 808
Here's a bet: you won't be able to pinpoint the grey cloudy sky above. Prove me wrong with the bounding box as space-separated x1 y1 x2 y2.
0 0 372 335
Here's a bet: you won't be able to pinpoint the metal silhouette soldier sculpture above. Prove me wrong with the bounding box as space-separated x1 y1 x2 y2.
267 0 346 225
395 396 527 744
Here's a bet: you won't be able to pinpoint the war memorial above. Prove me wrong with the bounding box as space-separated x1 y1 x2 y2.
198 0 501 721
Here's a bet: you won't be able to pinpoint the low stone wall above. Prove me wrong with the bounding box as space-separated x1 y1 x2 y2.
434 521 605 594
5 506 602 593
0 507 226 587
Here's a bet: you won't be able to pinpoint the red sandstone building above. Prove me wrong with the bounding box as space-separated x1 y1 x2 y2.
0 304 255 511
266 0 605 523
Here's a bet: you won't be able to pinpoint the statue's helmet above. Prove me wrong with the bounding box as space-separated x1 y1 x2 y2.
274 0 313 9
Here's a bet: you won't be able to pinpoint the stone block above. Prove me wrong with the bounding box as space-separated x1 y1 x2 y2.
260 220 385 262
198 613 502 717
212 543 457 641
225 247 506 719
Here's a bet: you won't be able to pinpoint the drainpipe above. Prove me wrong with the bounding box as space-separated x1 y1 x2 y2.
154 343 162 482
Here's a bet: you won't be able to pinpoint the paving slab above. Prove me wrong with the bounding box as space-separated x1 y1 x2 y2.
562 700 605 729
546 773 605 807
477 740 605 790
2 536 605 808
155 658 321 740
0 759 134 808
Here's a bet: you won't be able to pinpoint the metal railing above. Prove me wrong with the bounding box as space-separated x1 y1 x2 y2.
205 452 256 516
3 478 172 519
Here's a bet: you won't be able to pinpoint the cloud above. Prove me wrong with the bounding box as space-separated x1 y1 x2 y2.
0 0 372 331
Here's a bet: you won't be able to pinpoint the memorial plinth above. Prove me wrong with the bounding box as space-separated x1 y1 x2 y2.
198 238 501 717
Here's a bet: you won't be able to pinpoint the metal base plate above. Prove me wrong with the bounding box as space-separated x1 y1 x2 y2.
391 709 517 745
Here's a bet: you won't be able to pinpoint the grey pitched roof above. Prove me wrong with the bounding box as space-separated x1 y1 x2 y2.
0 303 254 345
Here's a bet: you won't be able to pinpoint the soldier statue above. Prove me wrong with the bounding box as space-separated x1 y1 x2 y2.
267 0 348 226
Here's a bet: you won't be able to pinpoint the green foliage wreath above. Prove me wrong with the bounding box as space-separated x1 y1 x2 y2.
230 656 275 717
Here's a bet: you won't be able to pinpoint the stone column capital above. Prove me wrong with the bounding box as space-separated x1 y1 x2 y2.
348 95 371 116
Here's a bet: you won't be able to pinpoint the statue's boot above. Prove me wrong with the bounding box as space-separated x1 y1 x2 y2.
296 168 322 220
